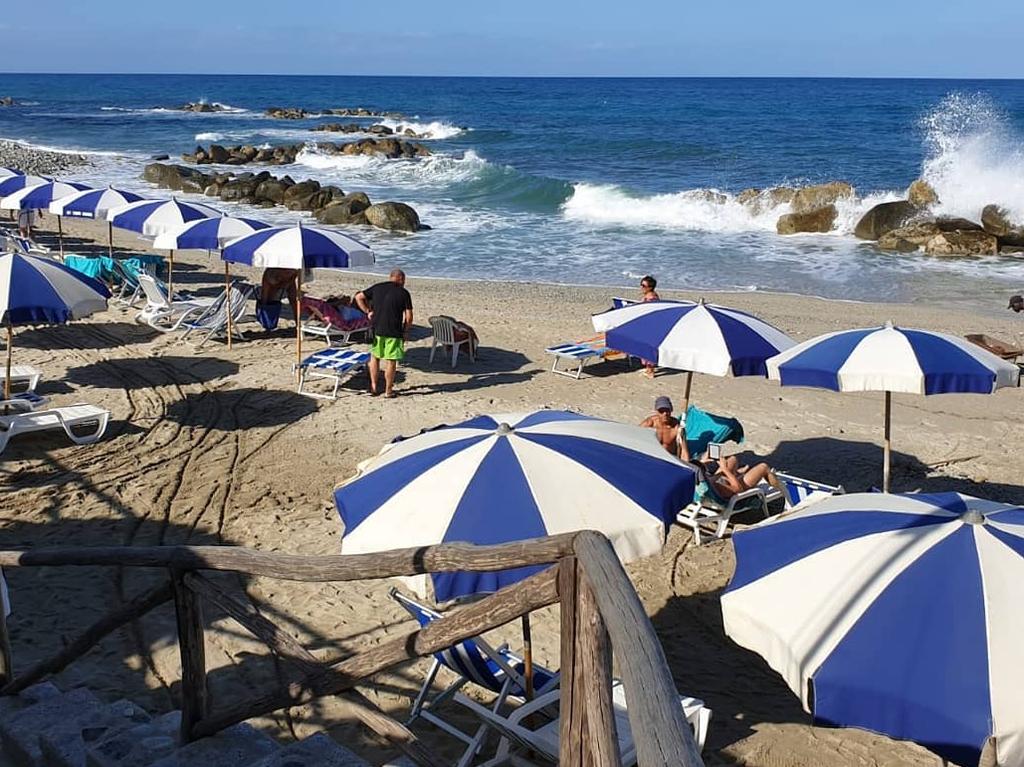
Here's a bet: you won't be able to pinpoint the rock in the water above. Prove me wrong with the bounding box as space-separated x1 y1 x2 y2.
776 205 837 234
791 182 853 213
315 193 372 225
179 102 226 113
266 106 309 119
143 163 211 193
150 153 170 161
364 201 421 232
854 200 920 240
924 230 998 256
254 178 292 204
0 97 14 107
981 204 1024 246
935 216 983 232
207 144 230 164
877 221 942 250
907 179 939 207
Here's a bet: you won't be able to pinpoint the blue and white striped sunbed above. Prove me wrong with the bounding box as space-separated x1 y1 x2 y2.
295 349 370 400
544 340 611 379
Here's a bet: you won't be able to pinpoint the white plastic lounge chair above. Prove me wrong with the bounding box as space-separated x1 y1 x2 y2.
428 315 476 368
458 679 710 766
295 349 371 400
179 283 253 347
677 471 844 545
300 297 370 348
391 590 559 767
0 404 110 453
135 273 216 332
9 235 54 258
0 364 42 393
0 392 51 412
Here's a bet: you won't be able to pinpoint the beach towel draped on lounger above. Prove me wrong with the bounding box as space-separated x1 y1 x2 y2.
679 404 745 458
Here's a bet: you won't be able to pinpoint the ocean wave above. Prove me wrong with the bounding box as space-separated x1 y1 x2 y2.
377 118 466 140
919 92 1024 224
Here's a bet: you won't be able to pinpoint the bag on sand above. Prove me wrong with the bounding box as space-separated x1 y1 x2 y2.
256 299 282 331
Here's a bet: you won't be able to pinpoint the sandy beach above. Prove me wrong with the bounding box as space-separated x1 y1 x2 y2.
2 215 1021 766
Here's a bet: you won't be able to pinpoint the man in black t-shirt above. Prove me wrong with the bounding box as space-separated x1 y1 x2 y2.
355 269 413 398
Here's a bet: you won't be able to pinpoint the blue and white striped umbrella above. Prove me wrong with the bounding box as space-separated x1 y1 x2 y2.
0 167 24 181
221 223 374 269
767 322 1020 490
48 186 146 219
593 298 795 377
106 197 222 237
334 410 697 601
0 181 92 211
152 215 271 251
0 174 51 199
722 491 1024 767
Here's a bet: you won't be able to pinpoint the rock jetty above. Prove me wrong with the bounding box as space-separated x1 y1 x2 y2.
143 162 424 232
176 102 231 113
0 97 14 107
0 141 91 176
266 106 402 119
311 122 427 138
182 139 430 166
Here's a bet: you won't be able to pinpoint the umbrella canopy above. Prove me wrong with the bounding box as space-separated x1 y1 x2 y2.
221 223 374 269
334 410 697 601
153 216 271 251
48 186 146 219
0 168 24 181
593 298 795 377
107 197 222 237
766 322 1020 490
722 491 1024 767
0 181 92 211
0 174 51 199
0 253 110 398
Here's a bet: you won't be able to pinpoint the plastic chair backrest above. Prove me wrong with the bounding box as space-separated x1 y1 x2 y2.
137 273 170 309
430 316 458 345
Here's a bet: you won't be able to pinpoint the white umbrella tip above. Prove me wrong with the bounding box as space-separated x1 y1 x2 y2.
496 423 514 435
961 509 986 526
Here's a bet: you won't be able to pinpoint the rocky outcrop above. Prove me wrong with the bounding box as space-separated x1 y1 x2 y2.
737 187 796 213
776 205 837 234
981 204 1024 247
143 162 425 231
266 106 403 120
0 97 14 107
854 200 920 240
265 106 309 119
907 179 939 207
876 218 984 252
925 230 998 256
312 122 400 136
790 182 854 213
183 139 430 166
178 102 229 113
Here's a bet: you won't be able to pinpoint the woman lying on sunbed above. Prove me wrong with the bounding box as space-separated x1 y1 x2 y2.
679 432 783 499
301 294 369 329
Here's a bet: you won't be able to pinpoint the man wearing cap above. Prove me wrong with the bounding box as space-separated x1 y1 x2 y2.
1009 295 1023 313
639 395 683 457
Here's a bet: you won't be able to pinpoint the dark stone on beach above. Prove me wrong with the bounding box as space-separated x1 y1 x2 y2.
142 163 211 194
315 193 372 225
254 178 291 204
776 204 837 234
150 154 170 161
364 201 421 232
854 200 921 240
981 204 1024 247
218 179 258 202
908 179 939 207
877 222 941 250
368 124 394 136
925 230 998 256
282 180 322 211
738 186 796 214
791 182 854 213
254 147 275 162
206 144 230 164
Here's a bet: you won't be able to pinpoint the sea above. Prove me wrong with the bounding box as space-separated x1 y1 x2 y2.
2 74 1024 305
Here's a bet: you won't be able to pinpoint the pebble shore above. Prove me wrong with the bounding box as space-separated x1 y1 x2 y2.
0 141 92 176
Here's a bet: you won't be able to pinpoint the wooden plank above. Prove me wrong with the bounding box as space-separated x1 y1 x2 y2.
558 556 582 767
193 565 560 738
183 573 444 767
2 581 172 695
0 534 577 581
573 531 703 767
171 569 208 744
578 571 621 767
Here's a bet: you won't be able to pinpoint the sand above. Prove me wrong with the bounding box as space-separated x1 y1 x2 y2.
1 215 1021 766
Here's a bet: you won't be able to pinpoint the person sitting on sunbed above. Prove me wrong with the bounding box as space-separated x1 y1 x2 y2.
704 456 785 501
303 294 368 328
639 395 681 456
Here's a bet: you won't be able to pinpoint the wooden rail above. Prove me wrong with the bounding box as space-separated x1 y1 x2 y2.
0 532 703 767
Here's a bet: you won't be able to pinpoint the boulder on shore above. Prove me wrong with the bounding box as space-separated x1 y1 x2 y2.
266 106 309 120
907 179 939 207
791 182 854 213
776 205 837 234
315 193 372 225
924 231 998 257
364 202 421 232
854 200 920 240
981 204 1024 247
143 163 211 194
737 186 796 214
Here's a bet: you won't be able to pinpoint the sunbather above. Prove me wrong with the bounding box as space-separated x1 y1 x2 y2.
705 458 784 501
639 275 659 379
639 395 681 456
303 294 367 325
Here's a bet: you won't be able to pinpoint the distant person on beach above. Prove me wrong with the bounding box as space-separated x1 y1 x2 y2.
17 208 35 239
639 395 681 456
355 269 413 398
258 268 300 330
640 275 660 379
1010 295 1023 313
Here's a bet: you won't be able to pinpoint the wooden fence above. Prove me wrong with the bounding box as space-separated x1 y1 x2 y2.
0 531 703 767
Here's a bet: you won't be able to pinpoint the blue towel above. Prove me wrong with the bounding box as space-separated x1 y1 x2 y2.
64 255 106 280
683 404 744 458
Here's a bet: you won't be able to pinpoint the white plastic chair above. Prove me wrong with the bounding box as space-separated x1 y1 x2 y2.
135 273 216 332
457 679 710 766
0 404 110 453
428 315 476 367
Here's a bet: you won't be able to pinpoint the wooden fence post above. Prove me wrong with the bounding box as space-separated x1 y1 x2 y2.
171 569 208 743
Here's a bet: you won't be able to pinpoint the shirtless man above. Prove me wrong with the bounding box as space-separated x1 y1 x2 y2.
639 396 681 456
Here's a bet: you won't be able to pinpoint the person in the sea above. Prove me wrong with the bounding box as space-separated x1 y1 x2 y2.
355 268 413 398
639 395 681 456
1010 295 1023 313
639 275 660 379
258 267 300 330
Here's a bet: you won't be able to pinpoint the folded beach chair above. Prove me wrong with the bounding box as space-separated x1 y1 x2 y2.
300 296 370 348
428 315 477 367
390 589 559 767
0 404 110 454
295 348 371 400
135 273 217 332
545 334 629 379
178 283 254 347
458 679 710 766
0 364 43 393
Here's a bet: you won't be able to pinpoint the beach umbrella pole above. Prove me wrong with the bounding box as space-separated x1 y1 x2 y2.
4 320 12 406
883 391 892 493
521 613 534 701
224 257 232 351
107 221 114 257
168 250 175 299
681 370 694 416
57 215 64 260
295 269 303 377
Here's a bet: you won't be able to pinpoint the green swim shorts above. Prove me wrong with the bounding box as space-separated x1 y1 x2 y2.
371 335 405 360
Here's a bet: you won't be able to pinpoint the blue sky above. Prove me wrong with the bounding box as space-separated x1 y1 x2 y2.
2 0 1023 78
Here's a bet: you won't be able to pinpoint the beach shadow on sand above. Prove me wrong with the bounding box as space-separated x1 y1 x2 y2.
163 387 318 430
13 322 159 350
65 356 240 390
400 345 539 395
